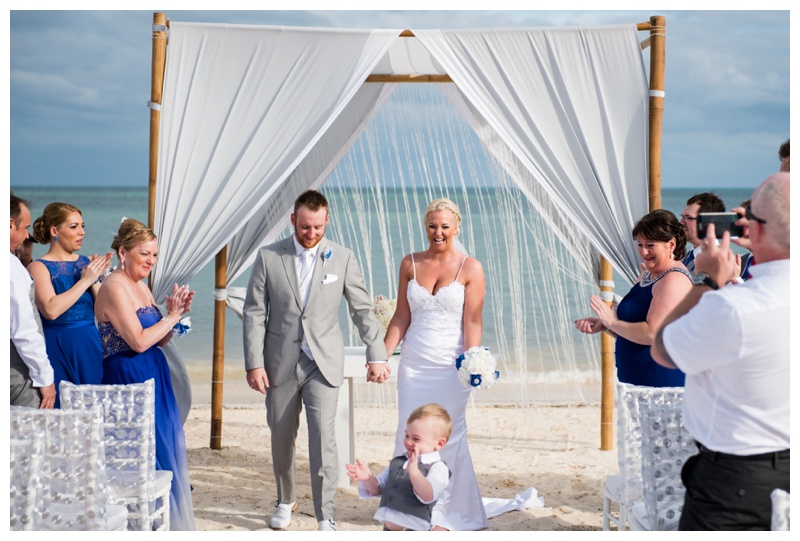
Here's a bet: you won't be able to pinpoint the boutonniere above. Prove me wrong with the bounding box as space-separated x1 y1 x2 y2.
322 247 333 268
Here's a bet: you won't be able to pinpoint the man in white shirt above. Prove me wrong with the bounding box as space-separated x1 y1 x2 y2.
10 192 55 408
652 173 789 530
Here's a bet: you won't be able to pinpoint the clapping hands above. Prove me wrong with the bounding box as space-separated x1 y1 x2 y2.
165 283 195 318
345 458 373 482
82 251 114 283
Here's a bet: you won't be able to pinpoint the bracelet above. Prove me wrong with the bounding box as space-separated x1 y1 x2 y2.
163 316 173 329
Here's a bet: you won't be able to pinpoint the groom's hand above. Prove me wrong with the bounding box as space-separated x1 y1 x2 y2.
366 361 391 383
246 367 269 393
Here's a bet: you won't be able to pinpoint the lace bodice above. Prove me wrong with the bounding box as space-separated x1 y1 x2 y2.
406 254 467 334
99 305 163 359
36 256 95 325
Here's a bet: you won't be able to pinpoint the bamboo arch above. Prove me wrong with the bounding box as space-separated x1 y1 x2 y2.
147 13 666 452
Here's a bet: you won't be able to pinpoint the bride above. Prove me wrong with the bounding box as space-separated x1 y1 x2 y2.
383 198 488 531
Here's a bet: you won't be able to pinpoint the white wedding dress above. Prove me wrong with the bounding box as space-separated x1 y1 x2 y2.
394 254 488 530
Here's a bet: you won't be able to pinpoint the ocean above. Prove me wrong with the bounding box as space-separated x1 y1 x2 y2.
13 185 755 403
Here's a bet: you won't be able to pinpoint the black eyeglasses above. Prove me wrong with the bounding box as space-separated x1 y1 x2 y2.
745 207 767 224
679 214 697 222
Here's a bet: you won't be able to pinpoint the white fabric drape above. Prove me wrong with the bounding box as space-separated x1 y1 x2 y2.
225 83 397 286
414 26 649 283
152 23 400 300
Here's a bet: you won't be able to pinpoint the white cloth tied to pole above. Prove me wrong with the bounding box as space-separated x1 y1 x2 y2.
482 486 545 519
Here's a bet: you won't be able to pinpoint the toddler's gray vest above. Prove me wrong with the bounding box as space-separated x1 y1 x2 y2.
379 454 450 526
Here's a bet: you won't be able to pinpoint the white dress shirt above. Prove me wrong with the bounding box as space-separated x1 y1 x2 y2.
662 259 789 454
9 253 54 387
292 236 319 360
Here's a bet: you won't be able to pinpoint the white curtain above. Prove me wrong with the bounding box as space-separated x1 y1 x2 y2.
152 23 400 300
225 83 397 287
414 26 649 283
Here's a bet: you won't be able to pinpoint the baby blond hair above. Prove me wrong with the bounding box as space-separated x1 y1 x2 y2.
407 403 452 441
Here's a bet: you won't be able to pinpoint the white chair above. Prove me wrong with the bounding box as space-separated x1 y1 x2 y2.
10 432 45 531
770 488 790 531
602 382 684 531
10 405 128 531
628 393 695 531
59 379 172 531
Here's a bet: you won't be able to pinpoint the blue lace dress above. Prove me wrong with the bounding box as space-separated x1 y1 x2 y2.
615 267 691 387
99 306 195 530
36 256 103 408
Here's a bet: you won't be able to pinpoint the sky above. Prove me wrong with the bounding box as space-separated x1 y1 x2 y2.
4 2 794 190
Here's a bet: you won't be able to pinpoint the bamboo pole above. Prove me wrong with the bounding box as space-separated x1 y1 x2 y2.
210 247 227 449
599 258 615 450
648 16 666 212
148 13 167 231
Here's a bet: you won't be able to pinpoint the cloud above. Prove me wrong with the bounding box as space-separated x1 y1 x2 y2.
8 9 792 187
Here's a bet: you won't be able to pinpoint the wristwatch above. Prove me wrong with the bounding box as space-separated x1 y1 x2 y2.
692 272 720 290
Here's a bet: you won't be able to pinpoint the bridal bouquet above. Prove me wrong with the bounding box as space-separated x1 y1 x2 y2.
455 347 500 390
372 295 397 334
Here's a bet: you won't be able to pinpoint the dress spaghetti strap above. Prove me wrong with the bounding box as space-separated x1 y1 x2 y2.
454 256 468 282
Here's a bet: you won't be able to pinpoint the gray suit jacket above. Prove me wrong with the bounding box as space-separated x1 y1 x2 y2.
242 236 385 387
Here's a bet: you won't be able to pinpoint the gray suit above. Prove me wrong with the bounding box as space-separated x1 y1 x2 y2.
243 236 384 521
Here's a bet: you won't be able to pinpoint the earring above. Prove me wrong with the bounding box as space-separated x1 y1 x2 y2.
54 234 59 242
121 259 125 270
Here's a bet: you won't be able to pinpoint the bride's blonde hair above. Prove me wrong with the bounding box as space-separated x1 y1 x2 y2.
424 198 462 236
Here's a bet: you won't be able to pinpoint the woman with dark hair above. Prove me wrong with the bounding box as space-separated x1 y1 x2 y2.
28 202 113 407
575 209 692 387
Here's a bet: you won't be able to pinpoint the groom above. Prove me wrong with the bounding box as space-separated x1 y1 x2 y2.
243 189 390 531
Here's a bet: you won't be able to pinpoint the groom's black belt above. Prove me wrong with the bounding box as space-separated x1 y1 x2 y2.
696 442 789 462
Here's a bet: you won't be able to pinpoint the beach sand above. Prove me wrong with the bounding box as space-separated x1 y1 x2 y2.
184 373 618 531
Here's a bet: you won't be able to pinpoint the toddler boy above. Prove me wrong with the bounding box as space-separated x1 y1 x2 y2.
346 403 451 531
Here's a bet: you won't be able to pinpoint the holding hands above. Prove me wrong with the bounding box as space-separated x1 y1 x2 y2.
366 361 391 383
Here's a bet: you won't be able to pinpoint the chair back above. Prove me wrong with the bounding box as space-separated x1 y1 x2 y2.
638 393 695 530
10 405 110 530
616 382 684 512
59 379 159 530
10 431 45 530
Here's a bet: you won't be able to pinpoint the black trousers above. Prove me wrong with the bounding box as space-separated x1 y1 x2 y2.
678 446 790 530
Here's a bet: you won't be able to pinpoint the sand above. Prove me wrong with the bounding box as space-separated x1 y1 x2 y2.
183 374 617 532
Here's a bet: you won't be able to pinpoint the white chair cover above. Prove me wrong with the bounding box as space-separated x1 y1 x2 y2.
637 393 695 531
770 488 790 531
10 405 124 531
10 432 45 531
59 379 171 531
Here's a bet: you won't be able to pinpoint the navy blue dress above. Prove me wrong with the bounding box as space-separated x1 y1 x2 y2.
37 256 103 408
99 306 195 530
614 267 690 387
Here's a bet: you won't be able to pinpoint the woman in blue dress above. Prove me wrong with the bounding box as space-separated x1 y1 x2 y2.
93 218 196 530
575 210 693 387
28 202 114 407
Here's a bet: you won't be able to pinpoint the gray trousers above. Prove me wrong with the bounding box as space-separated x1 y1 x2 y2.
10 341 41 408
266 350 339 521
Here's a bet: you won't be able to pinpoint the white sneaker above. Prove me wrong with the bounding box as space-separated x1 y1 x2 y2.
318 519 337 531
269 501 297 529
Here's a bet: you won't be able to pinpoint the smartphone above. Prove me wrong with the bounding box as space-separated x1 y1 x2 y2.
697 212 744 239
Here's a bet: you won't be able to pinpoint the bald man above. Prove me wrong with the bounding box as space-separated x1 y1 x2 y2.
652 172 790 530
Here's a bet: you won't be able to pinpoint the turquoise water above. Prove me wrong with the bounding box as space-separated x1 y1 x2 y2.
14 185 755 381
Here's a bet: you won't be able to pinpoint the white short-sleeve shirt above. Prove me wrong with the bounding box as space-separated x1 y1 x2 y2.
662 259 789 454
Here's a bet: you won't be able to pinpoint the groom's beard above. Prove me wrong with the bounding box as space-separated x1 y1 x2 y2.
295 232 325 249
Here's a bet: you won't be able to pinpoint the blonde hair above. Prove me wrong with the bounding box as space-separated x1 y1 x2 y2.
407 403 452 441
32 202 81 244
112 218 157 256
424 198 462 236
